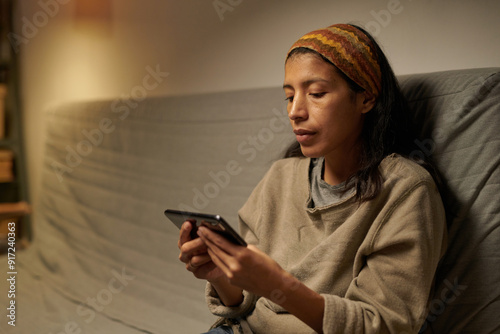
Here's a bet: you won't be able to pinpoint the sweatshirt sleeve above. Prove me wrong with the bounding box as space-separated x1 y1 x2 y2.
322 180 447 334
205 282 258 319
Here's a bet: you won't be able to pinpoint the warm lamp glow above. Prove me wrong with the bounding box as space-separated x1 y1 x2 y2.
75 0 112 21
74 0 112 36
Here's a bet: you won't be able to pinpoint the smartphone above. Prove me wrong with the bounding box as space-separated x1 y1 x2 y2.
164 209 247 246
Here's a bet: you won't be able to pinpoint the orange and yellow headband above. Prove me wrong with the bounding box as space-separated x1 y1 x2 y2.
287 24 381 98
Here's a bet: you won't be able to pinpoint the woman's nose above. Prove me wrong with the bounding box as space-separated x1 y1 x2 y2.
288 95 308 121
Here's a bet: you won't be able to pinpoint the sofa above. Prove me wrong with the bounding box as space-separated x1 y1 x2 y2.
3 67 499 333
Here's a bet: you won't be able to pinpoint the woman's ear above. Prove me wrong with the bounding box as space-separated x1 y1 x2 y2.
358 91 376 114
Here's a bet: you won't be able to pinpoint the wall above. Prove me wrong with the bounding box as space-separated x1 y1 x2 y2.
13 0 500 208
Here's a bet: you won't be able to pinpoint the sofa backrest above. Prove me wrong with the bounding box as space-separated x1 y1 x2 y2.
399 68 500 333
30 87 294 332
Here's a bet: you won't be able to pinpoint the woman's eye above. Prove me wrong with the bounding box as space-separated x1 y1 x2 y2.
310 92 326 98
285 96 294 102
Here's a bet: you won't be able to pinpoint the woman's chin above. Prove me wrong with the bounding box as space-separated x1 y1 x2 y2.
299 146 323 159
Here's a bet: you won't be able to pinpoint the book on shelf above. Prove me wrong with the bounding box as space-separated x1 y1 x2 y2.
0 201 30 219
0 148 14 182
0 202 30 244
0 162 13 182
0 83 6 139
0 148 13 159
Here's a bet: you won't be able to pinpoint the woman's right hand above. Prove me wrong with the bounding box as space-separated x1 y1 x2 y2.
178 221 225 282
178 221 245 307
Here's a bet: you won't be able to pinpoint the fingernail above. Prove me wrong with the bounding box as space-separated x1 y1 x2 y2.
197 227 205 236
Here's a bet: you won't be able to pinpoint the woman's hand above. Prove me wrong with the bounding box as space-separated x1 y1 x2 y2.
178 221 225 282
198 226 325 333
178 221 244 306
197 226 288 299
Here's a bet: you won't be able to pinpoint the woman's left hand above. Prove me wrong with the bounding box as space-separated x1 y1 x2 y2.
197 226 286 299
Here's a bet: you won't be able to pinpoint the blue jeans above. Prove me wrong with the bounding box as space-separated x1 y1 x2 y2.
201 326 233 334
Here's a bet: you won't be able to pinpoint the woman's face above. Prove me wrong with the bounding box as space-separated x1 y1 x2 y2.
283 53 375 160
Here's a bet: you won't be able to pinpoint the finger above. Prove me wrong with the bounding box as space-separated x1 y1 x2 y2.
186 260 217 278
190 254 212 267
178 221 193 249
206 246 232 277
197 226 240 255
201 230 242 278
185 253 212 270
179 237 208 263
198 227 240 268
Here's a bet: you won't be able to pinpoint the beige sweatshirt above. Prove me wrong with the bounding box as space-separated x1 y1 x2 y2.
206 154 447 333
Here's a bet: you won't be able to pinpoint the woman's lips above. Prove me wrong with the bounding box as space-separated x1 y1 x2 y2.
293 129 316 144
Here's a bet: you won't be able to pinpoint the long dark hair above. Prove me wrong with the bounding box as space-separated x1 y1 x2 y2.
284 24 438 202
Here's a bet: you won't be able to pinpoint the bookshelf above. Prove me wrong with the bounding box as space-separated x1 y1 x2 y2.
0 0 30 251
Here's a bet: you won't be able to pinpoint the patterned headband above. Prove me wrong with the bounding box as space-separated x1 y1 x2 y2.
287 24 382 98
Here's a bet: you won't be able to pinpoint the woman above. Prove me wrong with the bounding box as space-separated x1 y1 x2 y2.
178 23 446 334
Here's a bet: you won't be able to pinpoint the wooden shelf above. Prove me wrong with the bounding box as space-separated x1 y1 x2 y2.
0 0 31 241
0 201 30 219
